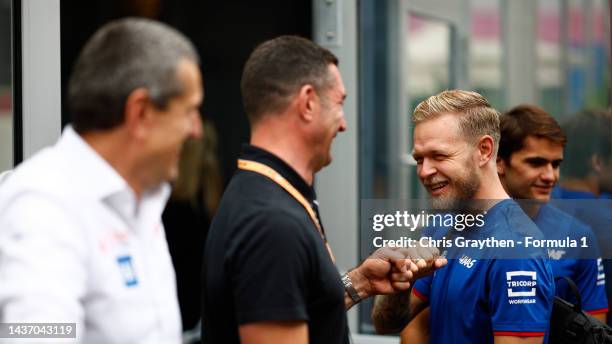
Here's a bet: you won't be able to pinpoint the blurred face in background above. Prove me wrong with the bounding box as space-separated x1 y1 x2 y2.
596 154 612 195
497 135 563 202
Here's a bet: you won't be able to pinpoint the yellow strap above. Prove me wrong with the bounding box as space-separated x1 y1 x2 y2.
237 159 335 263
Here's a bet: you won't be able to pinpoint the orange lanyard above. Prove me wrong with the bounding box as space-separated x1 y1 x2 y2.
237 159 335 263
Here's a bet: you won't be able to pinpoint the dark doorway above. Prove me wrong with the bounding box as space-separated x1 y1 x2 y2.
60 0 311 185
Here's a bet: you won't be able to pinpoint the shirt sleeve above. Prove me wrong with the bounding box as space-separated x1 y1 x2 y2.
0 193 88 343
488 259 554 336
574 257 609 314
572 224 609 314
230 210 314 325
412 274 433 303
412 225 439 303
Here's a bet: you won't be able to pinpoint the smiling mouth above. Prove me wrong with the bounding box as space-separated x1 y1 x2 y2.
428 181 449 194
532 185 552 192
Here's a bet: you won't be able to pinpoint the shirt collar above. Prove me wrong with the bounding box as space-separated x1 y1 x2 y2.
240 144 316 202
57 126 170 225
533 203 550 223
57 125 128 201
553 186 597 199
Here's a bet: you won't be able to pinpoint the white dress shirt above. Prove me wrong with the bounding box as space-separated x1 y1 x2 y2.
0 126 181 344
0 170 11 185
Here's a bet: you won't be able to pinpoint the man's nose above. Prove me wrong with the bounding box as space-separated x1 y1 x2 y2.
338 116 347 133
418 158 436 180
540 164 556 183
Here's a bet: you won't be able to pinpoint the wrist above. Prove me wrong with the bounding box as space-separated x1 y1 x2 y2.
341 272 362 305
347 268 371 300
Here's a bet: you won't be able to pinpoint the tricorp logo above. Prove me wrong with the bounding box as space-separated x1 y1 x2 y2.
506 271 537 298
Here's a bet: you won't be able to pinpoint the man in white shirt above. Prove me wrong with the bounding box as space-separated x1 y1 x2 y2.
0 18 203 343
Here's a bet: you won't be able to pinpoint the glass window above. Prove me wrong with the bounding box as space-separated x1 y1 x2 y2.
557 0 612 197
358 0 393 201
566 0 587 114
358 1 460 333
358 0 610 337
407 14 452 111
537 0 610 118
0 0 12 171
358 2 458 202
470 0 505 110
406 14 455 201
589 0 610 110
537 0 564 118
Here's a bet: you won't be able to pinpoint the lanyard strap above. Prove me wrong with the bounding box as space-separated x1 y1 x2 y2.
237 159 335 262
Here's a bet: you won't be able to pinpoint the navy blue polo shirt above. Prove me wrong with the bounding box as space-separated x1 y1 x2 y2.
551 186 612 325
413 199 554 343
533 204 608 314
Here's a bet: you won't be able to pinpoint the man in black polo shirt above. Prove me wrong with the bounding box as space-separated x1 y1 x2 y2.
202 36 444 343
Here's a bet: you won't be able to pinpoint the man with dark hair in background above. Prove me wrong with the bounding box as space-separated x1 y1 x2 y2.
372 91 554 344
552 110 612 325
555 110 612 199
0 18 203 343
202 35 445 344
497 104 607 322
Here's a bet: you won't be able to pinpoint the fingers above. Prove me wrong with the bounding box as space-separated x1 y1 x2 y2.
400 244 446 281
392 257 410 273
370 247 406 262
370 247 413 273
415 245 439 261
361 242 447 296
370 246 441 262
434 257 448 268
407 260 420 274
390 269 413 283
389 269 413 293
366 245 446 284
390 281 412 292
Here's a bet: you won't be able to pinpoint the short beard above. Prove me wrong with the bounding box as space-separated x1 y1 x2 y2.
429 169 480 211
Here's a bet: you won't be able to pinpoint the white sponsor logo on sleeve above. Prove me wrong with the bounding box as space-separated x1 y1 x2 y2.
506 271 537 298
597 258 606 286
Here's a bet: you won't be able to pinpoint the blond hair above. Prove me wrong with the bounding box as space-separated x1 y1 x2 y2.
413 90 501 152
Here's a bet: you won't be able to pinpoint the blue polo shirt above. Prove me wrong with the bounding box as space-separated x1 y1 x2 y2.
413 200 554 343
533 204 608 314
551 187 596 199
551 186 612 325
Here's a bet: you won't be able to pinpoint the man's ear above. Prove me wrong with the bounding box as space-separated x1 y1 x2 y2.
123 88 150 140
297 84 317 122
496 156 506 176
476 135 495 167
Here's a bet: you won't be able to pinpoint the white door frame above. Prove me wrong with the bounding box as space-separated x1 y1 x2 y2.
18 0 61 162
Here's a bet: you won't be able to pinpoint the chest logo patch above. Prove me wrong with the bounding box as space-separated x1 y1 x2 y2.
459 255 477 269
548 249 566 260
117 255 139 287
